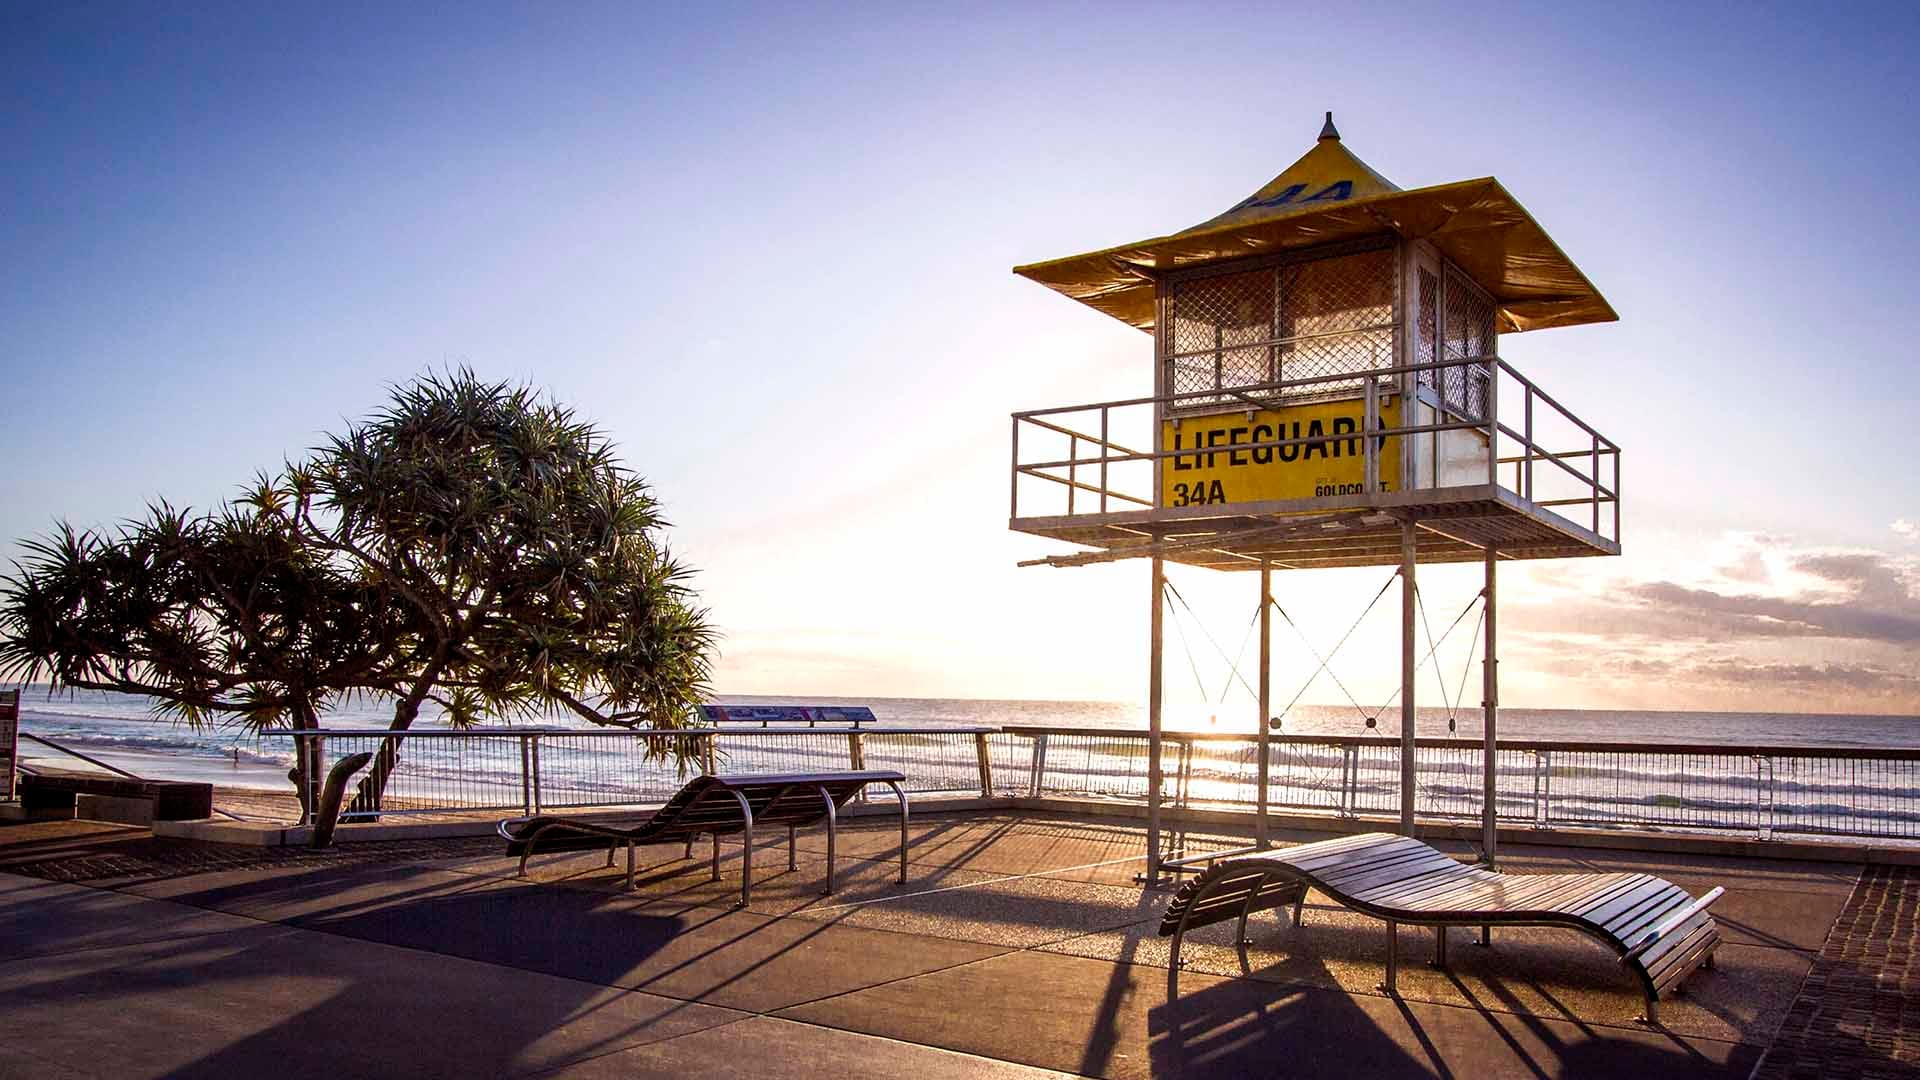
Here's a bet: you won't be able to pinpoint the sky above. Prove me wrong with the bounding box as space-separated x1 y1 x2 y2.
3 1 1919 721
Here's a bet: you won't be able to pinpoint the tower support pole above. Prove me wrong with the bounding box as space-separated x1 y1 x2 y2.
1147 554 1166 883
1482 546 1499 867
1257 560 1272 849
1400 520 1418 836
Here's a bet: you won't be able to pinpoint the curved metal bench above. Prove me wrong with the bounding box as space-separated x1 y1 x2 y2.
1160 832 1723 1022
499 771 908 907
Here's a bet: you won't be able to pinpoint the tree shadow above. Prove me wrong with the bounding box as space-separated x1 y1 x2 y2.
2 904 724 1079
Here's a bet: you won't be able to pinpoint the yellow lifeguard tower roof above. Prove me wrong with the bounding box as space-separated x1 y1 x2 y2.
1014 114 1616 334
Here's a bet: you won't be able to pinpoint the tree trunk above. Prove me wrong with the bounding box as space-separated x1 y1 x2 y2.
287 699 323 826
347 697 421 819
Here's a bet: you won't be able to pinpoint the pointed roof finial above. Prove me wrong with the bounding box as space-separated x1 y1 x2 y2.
1319 111 1340 141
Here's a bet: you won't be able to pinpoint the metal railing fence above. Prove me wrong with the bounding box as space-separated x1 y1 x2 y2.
266 725 1920 843
1005 728 1920 843
268 727 1003 822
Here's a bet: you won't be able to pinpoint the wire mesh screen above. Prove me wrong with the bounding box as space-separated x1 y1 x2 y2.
1165 247 1394 410
1415 266 1438 393
1412 262 1494 419
1168 264 1275 401
1441 265 1494 417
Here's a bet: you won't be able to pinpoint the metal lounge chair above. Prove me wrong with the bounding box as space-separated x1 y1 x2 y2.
498 770 909 907
1159 831 1723 1023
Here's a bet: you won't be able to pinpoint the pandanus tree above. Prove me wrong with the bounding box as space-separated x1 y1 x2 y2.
0 370 717 819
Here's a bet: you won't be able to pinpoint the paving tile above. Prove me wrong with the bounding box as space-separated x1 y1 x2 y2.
539 1015 1076 1078
0 921 744 1080
0 874 261 961
1754 863 1920 1079
778 949 1761 1080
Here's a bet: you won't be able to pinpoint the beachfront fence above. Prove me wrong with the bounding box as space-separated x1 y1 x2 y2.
267 726 1920 843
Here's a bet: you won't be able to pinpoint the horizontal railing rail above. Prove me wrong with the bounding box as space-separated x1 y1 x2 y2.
254 724 1920 843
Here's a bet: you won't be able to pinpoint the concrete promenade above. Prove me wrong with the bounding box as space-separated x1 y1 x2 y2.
0 810 1908 1078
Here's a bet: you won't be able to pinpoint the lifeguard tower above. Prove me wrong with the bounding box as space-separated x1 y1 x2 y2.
1009 115 1620 883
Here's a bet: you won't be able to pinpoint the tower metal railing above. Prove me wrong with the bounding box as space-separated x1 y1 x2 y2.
1009 355 1620 546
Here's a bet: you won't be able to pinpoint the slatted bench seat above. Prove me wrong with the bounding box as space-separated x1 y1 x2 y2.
499 771 908 907
1159 832 1723 1022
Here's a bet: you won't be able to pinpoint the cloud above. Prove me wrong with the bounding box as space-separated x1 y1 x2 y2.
1510 539 1920 647
1496 532 1920 712
1622 579 1920 644
1894 519 1918 541
1558 650 1920 696
1714 547 1770 584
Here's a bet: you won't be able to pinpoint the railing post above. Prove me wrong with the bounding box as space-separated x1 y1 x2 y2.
1029 733 1049 797
1340 744 1357 817
975 732 994 798
1099 408 1110 512
518 735 532 816
1534 750 1551 827
846 731 867 802
1524 388 1534 502
1613 448 1622 543
1484 359 1498 487
1591 433 1601 533
1167 734 1182 803
702 735 718 777
529 736 543 814
1364 378 1378 494
1010 416 1020 518
1067 433 1077 515
1755 755 1776 840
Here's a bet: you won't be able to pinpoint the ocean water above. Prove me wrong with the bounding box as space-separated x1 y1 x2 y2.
9 684 1917 794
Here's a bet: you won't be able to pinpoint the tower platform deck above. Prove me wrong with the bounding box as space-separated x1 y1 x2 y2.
1011 483 1616 570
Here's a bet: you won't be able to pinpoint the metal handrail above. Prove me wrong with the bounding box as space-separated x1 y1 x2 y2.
1494 357 1616 448
1017 413 1146 459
